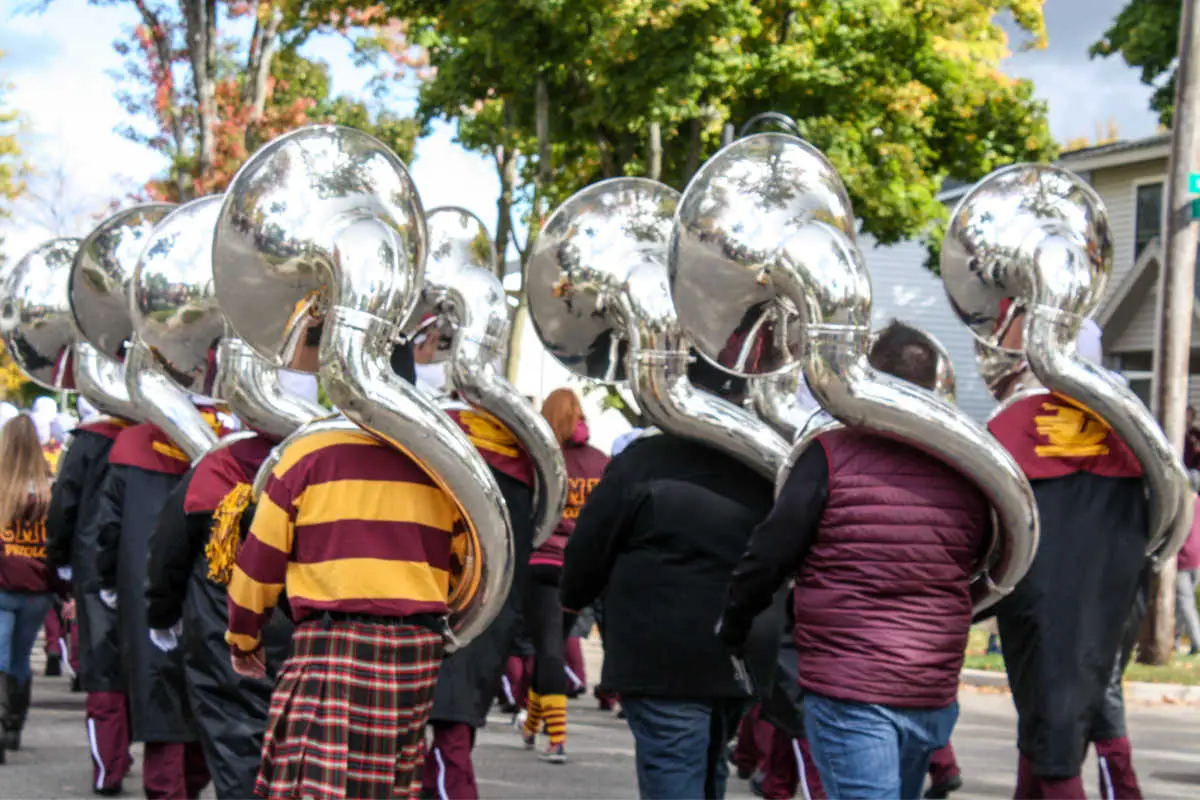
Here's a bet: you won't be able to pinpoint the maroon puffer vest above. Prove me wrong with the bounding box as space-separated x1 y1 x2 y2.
792 428 989 709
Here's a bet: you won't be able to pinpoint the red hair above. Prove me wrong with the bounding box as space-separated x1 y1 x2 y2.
542 388 583 445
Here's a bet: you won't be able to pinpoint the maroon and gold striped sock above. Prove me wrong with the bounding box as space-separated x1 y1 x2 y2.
523 690 544 738
541 693 567 747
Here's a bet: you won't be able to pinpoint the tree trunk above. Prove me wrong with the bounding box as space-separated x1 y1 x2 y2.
184 0 218 188
130 0 187 199
685 118 703 180
495 145 517 279
1143 0 1200 665
647 122 662 181
243 4 283 151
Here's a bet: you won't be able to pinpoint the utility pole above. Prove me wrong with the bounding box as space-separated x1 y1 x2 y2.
1144 0 1200 665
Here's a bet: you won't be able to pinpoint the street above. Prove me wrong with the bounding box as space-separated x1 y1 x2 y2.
7 639 1200 799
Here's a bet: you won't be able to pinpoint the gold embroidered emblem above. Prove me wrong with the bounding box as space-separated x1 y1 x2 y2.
1034 400 1110 458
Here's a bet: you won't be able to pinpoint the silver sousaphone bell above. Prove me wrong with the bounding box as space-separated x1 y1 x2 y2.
1 239 81 394
671 132 1039 612
73 204 176 422
942 163 1191 563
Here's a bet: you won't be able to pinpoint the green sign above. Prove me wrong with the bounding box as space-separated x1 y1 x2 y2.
1190 173 1200 194
1193 198 1200 220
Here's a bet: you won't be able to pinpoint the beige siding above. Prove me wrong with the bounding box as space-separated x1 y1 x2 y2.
1087 159 1168 313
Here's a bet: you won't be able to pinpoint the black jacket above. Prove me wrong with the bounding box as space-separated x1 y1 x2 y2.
94 463 196 743
147 468 293 800
46 431 125 692
995 473 1147 778
560 433 776 699
46 430 117 590
429 470 534 727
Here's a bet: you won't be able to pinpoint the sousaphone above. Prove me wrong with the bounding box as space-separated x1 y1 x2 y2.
671 132 1038 612
212 125 513 649
942 163 1191 562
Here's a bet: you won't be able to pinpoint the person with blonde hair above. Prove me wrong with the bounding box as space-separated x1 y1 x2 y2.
0 414 56 763
520 387 609 764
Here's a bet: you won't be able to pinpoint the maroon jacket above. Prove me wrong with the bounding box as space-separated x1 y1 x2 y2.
0 502 53 594
531 441 609 568
1180 496 1200 571
721 428 989 710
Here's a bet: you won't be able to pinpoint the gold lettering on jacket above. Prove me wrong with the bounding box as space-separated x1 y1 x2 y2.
562 477 601 520
1 520 47 558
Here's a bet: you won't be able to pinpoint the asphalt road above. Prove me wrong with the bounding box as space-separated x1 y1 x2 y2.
7 643 1200 799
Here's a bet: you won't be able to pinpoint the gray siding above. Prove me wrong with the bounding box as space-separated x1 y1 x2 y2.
860 236 995 422
1088 158 1168 342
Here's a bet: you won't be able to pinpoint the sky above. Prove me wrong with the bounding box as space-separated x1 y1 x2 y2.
0 0 1163 265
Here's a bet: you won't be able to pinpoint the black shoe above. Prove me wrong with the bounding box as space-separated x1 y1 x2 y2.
925 774 964 799
93 782 124 796
45 654 62 677
71 676 82 693
749 773 766 798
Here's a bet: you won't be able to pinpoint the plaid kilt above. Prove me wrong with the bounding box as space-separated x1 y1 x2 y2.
255 620 444 800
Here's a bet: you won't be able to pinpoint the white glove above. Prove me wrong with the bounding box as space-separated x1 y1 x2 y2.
57 566 73 582
99 589 118 609
149 624 182 653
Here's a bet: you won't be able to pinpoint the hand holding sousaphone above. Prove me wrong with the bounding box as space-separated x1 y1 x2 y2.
670 132 1039 612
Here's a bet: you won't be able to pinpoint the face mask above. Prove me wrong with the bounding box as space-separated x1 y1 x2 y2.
277 370 321 406
415 362 448 396
570 419 589 445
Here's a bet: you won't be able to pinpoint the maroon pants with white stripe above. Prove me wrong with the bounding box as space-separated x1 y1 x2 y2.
85 691 133 793
760 726 826 800
928 743 960 786
421 722 477 800
143 741 210 800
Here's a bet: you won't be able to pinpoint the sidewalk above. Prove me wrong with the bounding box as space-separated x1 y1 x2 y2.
960 668 1200 705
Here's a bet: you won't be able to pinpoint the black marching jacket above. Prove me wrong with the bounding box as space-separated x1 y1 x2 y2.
428 469 534 728
45 420 130 693
560 433 777 699
145 433 294 800
94 423 196 744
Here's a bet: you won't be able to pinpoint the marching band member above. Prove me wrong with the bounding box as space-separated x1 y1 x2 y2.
145 359 321 799
92 407 229 799
521 388 608 764
225 338 458 800
562 361 774 799
0 415 57 765
985 303 1150 799
45 405 135 794
719 322 992 798
410 337 537 799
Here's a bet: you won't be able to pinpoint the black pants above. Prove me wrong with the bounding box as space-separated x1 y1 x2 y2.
525 565 576 696
1088 568 1150 742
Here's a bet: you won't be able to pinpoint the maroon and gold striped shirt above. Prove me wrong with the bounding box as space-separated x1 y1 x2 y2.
225 427 461 654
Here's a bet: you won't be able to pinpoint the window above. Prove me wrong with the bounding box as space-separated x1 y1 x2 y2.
1134 182 1164 260
1124 373 1152 407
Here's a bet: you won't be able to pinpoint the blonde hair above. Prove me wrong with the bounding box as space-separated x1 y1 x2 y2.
0 414 52 531
542 388 583 445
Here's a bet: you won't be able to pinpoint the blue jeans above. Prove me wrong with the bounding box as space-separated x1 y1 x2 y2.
804 693 958 799
0 589 53 683
621 696 744 799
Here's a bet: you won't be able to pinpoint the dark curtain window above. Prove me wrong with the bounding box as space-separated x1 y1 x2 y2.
1134 182 1164 260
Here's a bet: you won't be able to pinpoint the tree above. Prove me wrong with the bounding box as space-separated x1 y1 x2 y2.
82 0 424 199
1092 0 1181 127
1061 117 1123 153
1 49 27 264
408 1 1054 262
